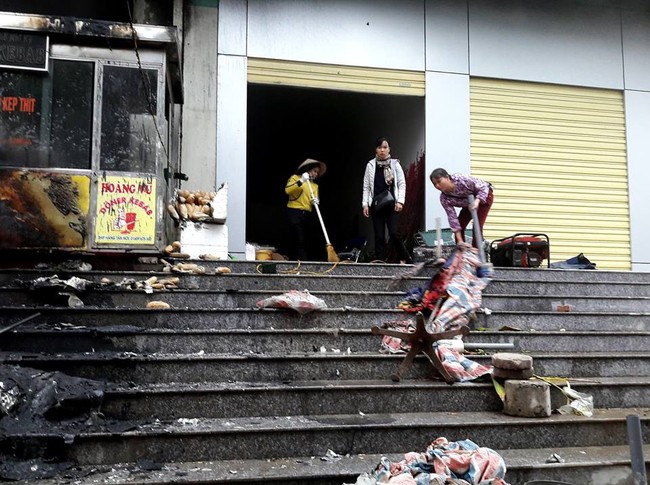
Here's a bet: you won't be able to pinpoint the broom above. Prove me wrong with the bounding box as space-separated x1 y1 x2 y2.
306 179 340 263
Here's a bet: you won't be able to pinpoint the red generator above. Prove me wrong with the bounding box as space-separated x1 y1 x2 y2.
489 233 550 268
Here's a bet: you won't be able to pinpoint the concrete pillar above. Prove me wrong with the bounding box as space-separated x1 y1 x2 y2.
180 0 218 192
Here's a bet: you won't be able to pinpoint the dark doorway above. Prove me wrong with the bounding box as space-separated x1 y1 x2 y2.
246 83 424 261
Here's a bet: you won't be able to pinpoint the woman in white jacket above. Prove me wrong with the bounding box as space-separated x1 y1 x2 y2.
362 137 412 264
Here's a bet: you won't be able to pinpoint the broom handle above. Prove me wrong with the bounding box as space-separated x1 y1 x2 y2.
468 195 486 263
306 179 332 245
0 312 40 335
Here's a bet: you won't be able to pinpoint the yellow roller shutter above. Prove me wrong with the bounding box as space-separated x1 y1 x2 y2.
247 58 425 96
470 78 630 270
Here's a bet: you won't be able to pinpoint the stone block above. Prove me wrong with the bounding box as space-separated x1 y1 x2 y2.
492 352 533 370
503 379 551 418
492 366 534 380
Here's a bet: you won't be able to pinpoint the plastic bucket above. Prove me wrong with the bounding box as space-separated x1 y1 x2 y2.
255 249 273 261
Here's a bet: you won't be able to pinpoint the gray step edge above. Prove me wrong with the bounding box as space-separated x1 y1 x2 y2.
8 408 650 439
18 444 650 485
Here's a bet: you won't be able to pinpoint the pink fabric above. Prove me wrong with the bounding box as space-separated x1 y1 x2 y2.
350 437 510 485
435 345 492 382
380 319 415 353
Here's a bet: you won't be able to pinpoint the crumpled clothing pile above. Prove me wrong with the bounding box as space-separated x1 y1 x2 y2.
396 247 490 332
346 437 510 485
434 344 492 382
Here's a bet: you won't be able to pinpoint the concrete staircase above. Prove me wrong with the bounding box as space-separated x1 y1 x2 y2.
1 258 649 484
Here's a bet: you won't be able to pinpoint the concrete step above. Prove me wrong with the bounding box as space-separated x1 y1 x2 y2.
3 351 650 383
0 287 404 310
100 376 650 421
494 266 650 283
0 306 407 330
8 259 650 282
2 305 650 333
1 269 425 293
10 251 650 282
486 279 650 297
221 262 650 285
4 257 650 485
4 286 650 313
5 408 648 465
476 310 650 332
4 328 650 354
483 294 650 313
19 444 650 485
6 268 650 296
28 259 418 277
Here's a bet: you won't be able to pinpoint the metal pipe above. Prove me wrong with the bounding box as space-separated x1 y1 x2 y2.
626 414 648 485
467 194 486 263
437 340 514 352
464 342 514 350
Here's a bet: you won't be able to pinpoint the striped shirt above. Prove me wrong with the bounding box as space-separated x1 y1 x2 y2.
440 174 491 232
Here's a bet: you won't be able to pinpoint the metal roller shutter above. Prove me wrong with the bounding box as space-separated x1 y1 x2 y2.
247 58 425 96
470 78 630 270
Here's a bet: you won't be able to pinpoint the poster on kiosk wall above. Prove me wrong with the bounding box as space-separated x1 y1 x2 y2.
95 175 156 245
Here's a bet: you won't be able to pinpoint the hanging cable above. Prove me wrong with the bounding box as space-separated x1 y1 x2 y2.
125 0 170 164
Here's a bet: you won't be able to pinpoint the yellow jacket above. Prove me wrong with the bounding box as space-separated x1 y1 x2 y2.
285 174 319 211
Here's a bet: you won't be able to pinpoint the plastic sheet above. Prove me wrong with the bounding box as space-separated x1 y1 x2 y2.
557 383 594 417
256 290 327 314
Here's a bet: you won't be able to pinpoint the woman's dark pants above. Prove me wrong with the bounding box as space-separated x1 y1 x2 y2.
371 206 411 263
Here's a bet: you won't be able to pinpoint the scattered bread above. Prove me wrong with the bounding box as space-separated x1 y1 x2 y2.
167 204 180 221
199 254 223 261
146 301 171 309
169 252 191 259
171 190 215 221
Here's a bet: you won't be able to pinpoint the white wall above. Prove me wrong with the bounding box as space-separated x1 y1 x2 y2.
468 0 624 89
424 71 470 232
216 54 247 257
625 90 650 271
247 0 425 71
218 0 246 56
425 0 468 74
622 8 650 270
622 8 650 91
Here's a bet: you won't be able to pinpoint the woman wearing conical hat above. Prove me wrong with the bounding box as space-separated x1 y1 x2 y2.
285 158 326 261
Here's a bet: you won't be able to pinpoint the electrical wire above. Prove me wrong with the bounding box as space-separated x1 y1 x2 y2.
254 260 354 275
125 0 170 164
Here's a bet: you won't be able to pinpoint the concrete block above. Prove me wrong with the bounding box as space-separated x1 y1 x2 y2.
503 379 551 418
492 352 533 370
492 366 534 380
